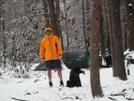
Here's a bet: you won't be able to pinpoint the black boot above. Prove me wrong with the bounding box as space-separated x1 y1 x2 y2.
49 81 53 87
60 80 64 87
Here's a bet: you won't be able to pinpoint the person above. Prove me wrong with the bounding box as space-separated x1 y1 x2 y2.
39 28 63 87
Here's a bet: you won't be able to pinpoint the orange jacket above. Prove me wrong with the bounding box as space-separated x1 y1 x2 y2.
39 28 62 61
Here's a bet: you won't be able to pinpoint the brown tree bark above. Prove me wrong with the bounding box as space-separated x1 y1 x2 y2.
82 0 87 50
124 0 134 51
42 0 50 28
55 0 64 50
85 0 91 48
106 0 117 77
62 0 69 50
90 0 103 98
102 0 111 56
100 14 105 58
2 11 7 68
48 0 59 37
107 0 127 80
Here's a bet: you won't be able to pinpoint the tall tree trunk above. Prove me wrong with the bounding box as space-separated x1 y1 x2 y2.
106 0 116 76
85 0 91 48
42 0 50 27
100 14 105 58
55 0 64 50
121 0 127 51
63 0 69 50
2 12 7 68
124 0 134 51
108 0 127 80
90 0 103 98
102 0 111 56
48 0 59 37
82 0 88 50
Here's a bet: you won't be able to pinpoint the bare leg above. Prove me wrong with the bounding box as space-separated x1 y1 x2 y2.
56 68 64 86
47 68 52 81
56 68 62 80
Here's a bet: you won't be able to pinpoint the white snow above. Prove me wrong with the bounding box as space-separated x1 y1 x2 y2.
128 3 133 7
0 52 134 101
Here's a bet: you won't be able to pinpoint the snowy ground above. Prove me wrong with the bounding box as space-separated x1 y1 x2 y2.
0 51 134 101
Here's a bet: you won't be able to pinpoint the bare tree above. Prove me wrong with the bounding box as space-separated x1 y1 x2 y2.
85 0 91 49
82 0 87 50
48 0 59 36
62 0 69 50
0 1 7 68
42 0 50 27
55 0 64 49
124 0 134 51
0 0 45 77
107 0 127 80
2 18 6 68
90 0 103 98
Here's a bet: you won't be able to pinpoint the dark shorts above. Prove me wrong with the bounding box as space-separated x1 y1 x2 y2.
45 59 61 69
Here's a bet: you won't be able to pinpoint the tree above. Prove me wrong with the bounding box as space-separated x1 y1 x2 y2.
101 0 111 57
0 0 45 77
99 12 105 58
0 1 7 68
84 0 91 50
90 0 103 98
42 0 50 27
62 0 69 50
107 0 127 80
82 0 87 50
48 0 59 37
55 0 63 49
124 0 134 51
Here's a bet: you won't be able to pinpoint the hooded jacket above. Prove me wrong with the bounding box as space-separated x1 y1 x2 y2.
39 28 62 61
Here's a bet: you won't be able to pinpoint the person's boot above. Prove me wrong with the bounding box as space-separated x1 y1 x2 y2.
60 80 64 87
49 81 53 87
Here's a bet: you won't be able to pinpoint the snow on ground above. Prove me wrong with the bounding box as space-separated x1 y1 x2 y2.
0 51 134 101
0 64 134 101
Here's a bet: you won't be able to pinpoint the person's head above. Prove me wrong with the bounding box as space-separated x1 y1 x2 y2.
44 28 53 36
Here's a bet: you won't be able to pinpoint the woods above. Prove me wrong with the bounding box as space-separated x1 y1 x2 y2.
0 0 134 98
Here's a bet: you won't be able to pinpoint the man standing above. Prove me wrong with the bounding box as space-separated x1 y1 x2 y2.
39 28 63 87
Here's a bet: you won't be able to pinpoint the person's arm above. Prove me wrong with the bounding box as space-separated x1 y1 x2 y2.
39 40 46 63
56 37 62 59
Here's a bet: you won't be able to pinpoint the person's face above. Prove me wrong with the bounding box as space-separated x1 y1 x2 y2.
45 30 52 36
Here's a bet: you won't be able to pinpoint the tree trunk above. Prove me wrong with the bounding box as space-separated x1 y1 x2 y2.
2 13 7 68
85 0 91 48
48 0 59 37
120 0 127 51
82 0 87 50
107 0 127 80
42 0 50 27
106 0 117 76
124 0 134 51
55 0 64 50
102 0 111 56
100 14 105 58
63 0 69 50
90 0 103 98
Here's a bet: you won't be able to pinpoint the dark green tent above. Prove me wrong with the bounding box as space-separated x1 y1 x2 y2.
62 50 90 69
34 50 90 70
33 50 107 71
34 62 46 71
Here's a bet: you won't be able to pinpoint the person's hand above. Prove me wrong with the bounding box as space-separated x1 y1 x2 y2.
59 56 62 60
41 59 45 64
83 71 85 75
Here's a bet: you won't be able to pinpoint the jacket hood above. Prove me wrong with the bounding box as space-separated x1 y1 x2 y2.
44 28 53 32
44 28 53 37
